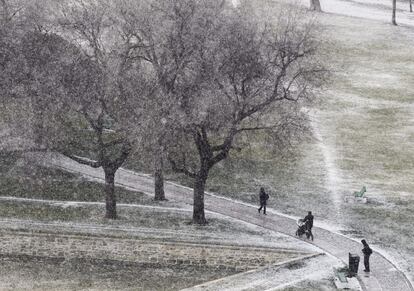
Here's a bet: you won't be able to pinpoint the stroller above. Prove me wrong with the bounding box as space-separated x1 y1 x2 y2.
295 219 314 240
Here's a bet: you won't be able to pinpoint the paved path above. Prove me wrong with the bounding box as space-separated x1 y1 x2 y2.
35 152 413 291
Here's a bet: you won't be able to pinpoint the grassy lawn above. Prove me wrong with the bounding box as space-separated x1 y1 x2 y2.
0 199 265 235
343 198 414 253
0 255 237 291
0 153 153 205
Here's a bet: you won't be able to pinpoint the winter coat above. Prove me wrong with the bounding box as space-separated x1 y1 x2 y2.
303 214 314 228
259 190 269 203
362 245 372 257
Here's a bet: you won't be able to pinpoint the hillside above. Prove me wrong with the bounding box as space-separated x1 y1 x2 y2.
204 0 414 281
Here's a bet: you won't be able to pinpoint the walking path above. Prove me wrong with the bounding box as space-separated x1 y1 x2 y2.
34 152 413 291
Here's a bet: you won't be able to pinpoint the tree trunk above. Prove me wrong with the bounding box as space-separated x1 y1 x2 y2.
154 155 166 201
310 0 322 12
193 172 208 225
410 0 412 12
392 0 397 25
104 168 117 219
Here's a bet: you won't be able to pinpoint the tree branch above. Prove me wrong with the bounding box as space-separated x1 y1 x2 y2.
237 125 276 132
113 141 132 168
60 152 101 168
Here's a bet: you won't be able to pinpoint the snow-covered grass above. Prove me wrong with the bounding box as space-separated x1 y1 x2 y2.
0 198 268 236
0 156 154 205
200 0 414 282
0 255 236 291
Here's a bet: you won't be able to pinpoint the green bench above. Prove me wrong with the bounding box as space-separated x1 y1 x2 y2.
353 186 366 198
334 268 348 283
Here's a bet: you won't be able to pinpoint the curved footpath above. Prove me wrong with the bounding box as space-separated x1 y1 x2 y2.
36 153 413 291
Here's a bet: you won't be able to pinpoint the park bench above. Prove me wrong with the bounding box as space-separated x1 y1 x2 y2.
344 186 368 203
353 186 366 198
333 267 362 290
334 267 348 283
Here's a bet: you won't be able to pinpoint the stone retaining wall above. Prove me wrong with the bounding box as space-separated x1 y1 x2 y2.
0 230 309 271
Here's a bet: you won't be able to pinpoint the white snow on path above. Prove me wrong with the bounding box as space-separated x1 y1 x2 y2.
308 110 344 211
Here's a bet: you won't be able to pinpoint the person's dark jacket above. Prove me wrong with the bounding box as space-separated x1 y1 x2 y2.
259 190 269 204
303 214 314 228
362 244 372 257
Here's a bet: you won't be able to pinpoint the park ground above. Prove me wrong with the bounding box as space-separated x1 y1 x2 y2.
0 0 414 289
199 0 414 281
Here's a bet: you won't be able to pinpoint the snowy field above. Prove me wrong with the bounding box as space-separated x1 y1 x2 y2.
208 0 414 283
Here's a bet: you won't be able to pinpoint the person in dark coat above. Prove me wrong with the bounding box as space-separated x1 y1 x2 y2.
303 211 314 241
303 211 314 230
361 239 373 272
258 187 269 215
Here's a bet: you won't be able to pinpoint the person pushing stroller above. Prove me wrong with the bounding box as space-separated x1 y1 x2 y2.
296 211 314 241
303 211 314 241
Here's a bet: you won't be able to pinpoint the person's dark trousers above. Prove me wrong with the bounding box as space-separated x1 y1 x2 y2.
305 225 313 240
258 202 266 214
307 229 314 241
364 255 370 272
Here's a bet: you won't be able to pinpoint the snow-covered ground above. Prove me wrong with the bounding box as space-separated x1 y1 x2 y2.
183 254 342 291
0 197 320 254
1 0 414 288
285 0 414 27
226 0 414 286
30 151 408 290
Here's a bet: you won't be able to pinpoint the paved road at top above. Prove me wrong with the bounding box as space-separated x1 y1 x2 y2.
38 153 413 291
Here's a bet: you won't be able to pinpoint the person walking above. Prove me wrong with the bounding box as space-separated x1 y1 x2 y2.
361 239 373 272
258 187 269 215
303 211 314 241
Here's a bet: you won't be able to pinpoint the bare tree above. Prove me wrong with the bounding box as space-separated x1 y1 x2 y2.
111 0 199 202
0 0 51 149
58 53 133 220
15 0 154 219
126 0 326 224
18 27 134 219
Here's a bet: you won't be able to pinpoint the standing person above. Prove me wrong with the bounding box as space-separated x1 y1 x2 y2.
258 187 269 215
361 239 373 272
303 211 314 241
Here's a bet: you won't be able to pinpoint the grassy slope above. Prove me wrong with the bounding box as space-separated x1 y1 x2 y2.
0 154 264 235
121 1 414 262
198 0 414 269
0 153 153 205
